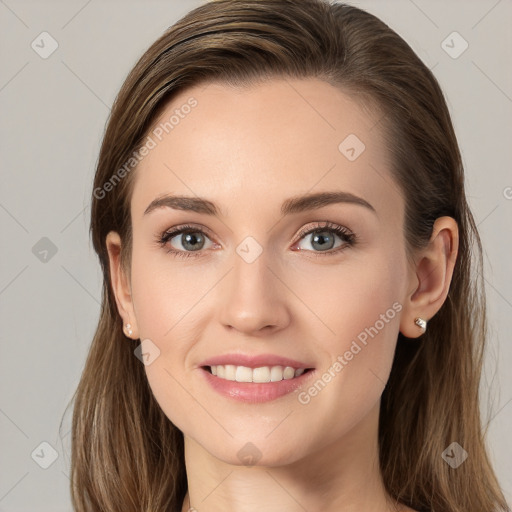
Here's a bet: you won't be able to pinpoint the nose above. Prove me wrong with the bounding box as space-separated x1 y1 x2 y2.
217 249 291 335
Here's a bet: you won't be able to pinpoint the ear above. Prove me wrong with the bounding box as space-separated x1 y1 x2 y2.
106 231 139 339
399 216 459 338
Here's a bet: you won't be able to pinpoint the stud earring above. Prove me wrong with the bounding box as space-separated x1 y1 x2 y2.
125 323 133 336
414 317 427 331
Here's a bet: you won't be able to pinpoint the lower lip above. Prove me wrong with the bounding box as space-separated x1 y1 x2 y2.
200 367 315 403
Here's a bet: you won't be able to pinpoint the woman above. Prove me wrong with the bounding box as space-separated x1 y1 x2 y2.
67 0 510 510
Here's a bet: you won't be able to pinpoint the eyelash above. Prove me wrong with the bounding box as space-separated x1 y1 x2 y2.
156 222 357 259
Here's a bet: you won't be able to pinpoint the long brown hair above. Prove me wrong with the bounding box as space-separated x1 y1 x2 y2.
65 1 509 510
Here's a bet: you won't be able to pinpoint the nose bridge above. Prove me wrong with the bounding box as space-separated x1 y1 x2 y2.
217 240 288 333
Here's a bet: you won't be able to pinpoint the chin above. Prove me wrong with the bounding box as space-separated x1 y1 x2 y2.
202 435 309 468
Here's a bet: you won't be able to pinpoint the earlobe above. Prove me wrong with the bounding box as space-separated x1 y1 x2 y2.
399 216 459 339
105 231 139 339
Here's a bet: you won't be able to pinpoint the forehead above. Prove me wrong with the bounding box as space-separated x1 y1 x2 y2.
131 77 401 222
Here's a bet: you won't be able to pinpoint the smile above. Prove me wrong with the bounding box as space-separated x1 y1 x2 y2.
200 365 315 403
207 364 309 382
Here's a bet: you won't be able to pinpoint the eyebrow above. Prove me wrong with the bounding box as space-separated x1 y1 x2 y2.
143 191 376 217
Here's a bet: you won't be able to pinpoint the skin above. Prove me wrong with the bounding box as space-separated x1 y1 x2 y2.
106 78 458 512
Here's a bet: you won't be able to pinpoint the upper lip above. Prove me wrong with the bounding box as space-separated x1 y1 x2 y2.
199 353 314 369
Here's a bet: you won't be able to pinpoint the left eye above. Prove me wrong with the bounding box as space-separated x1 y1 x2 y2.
294 227 353 253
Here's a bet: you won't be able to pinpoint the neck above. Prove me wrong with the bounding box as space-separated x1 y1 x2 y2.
180 402 403 512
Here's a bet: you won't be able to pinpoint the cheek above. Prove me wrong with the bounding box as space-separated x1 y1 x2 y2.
128 246 216 431
290 248 406 417
130 244 209 340
290 244 406 350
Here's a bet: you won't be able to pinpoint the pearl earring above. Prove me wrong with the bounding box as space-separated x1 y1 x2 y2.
125 323 133 336
414 317 427 331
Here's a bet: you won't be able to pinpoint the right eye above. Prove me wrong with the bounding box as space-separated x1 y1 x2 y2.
158 224 216 258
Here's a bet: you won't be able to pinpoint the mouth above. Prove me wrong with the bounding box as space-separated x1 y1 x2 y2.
203 364 314 383
200 364 316 403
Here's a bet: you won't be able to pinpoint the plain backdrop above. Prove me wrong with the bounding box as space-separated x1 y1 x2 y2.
0 0 511 510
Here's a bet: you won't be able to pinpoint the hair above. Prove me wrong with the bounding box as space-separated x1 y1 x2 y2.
64 0 509 511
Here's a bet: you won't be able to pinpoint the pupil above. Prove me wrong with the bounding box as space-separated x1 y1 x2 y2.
183 232 204 251
312 231 334 251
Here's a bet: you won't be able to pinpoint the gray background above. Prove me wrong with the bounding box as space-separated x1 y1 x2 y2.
0 0 511 510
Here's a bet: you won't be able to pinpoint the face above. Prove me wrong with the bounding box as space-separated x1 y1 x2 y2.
118 78 412 466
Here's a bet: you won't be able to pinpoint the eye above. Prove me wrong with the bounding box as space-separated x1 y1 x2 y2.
157 224 215 259
292 222 356 256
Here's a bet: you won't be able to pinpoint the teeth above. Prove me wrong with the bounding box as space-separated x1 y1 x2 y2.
225 364 236 380
253 366 271 383
209 365 307 382
283 366 295 379
235 366 252 382
270 365 283 382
